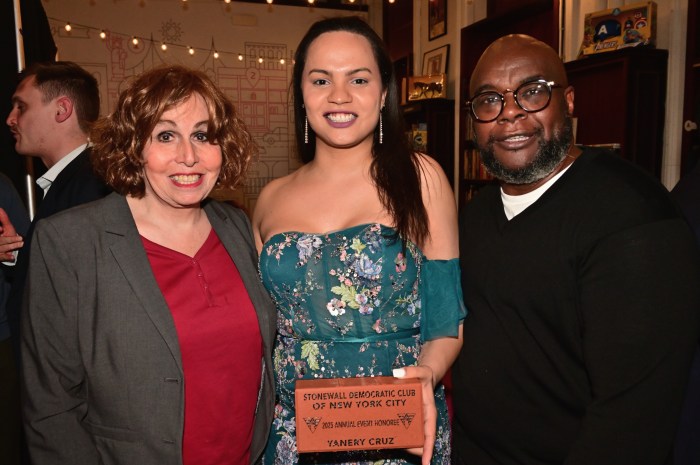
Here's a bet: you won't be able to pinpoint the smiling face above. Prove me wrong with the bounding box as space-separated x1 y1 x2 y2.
301 30 386 152
140 93 222 211
6 76 56 160
469 35 577 190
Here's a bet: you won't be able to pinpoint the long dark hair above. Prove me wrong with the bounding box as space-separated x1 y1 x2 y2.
292 16 428 246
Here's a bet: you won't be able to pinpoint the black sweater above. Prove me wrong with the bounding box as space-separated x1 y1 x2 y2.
452 147 700 465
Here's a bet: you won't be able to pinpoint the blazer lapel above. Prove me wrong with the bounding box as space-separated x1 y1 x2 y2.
205 202 273 335
101 193 184 372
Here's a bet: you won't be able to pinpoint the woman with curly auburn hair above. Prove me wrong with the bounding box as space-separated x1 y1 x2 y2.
91 65 253 195
21 65 276 465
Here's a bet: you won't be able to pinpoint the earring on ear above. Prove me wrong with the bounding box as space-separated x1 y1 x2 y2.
304 114 309 144
379 108 383 145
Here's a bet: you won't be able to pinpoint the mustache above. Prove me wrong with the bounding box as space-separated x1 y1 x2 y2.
484 127 543 147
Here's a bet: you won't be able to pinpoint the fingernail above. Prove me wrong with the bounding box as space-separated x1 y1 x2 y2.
393 368 405 378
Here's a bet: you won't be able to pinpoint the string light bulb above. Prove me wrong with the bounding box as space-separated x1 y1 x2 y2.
47 16 280 66
308 0 314 3
224 0 231 3
267 0 273 3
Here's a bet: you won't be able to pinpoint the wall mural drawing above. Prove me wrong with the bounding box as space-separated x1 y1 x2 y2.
43 2 364 212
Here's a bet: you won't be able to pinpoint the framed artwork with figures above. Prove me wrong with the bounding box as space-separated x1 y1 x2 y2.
429 0 447 40
422 45 449 76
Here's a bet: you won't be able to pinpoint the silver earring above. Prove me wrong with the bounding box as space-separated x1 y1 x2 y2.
379 112 383 145
304 115 309 144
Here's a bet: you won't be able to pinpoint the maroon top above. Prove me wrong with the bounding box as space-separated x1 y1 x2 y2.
142 229 262 465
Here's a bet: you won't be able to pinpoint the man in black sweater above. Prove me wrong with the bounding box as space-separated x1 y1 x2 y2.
452 34 700 465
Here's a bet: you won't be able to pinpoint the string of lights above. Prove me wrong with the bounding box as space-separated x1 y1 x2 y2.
48 16 289 64
207 0 386 5
46 0 391 62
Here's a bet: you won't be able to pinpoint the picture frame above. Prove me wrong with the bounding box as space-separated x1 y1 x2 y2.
428 0 447 41
422 44 449 76
407 74 446 101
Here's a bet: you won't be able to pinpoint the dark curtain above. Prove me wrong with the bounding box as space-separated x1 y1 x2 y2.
0 0 56 209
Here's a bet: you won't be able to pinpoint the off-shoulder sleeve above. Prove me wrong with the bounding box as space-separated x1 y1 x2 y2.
420 258 467 341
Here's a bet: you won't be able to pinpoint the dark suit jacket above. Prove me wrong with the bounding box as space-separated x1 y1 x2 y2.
6 147 110 351
21 193 276 464
672 162 700 244
0 172 30 340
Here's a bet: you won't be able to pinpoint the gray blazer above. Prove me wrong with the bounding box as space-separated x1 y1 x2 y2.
21 192 276 465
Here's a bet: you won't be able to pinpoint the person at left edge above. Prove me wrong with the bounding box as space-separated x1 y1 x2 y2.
20 65 276 465
4 61 111 357
0 173 30 465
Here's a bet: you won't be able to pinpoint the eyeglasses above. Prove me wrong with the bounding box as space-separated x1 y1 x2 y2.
466 79 562 123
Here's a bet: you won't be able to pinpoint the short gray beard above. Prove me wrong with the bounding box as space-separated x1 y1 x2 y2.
477 116 574 185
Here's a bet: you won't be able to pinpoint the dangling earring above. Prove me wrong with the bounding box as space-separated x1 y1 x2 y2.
304 115 309 144
379 111 383 145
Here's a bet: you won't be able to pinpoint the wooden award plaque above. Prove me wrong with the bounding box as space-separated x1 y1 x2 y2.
295 376 424 453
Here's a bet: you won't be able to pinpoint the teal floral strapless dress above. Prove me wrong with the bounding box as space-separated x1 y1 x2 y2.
259 224 466 465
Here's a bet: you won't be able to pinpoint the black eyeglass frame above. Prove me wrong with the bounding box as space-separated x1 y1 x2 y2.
466 79 563 123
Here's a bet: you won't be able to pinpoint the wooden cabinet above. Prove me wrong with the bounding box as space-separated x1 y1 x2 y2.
564 48 668 179
401 98 455 188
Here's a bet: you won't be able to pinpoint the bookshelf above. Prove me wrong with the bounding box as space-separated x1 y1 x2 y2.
460 133 494 204
564 48 668 179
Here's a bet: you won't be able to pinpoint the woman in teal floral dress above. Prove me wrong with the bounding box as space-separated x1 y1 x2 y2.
253 17 465 465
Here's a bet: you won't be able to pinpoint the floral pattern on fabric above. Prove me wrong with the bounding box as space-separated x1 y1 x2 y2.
260 224 452 465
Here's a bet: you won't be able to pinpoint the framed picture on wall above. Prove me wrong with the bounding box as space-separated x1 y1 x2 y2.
429 0 447 41
422 44 449 76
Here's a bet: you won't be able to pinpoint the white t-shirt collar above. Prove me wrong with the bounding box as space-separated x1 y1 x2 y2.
501 163 572 220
